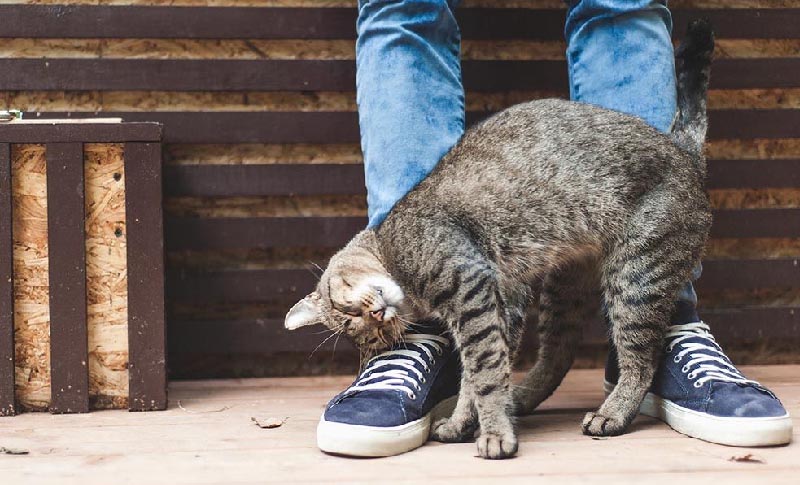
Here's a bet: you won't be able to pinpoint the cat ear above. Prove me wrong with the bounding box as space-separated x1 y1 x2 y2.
285 292 324 330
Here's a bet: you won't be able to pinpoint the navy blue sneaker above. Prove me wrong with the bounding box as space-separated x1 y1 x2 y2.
317 333 459 456
606 322 792 446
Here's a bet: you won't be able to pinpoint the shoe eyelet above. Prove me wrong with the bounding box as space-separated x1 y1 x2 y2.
420 377 427 384
673 355 681 363
687 372 697 379
681 365 690 373
693 381 703 388
666 345 674 353
409 392 417 400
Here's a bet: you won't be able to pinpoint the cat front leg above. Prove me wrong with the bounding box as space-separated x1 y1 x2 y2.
430 373 477 442
428 263 518 459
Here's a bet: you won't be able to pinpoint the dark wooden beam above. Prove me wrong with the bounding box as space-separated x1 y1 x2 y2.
711 209 800 239
162 159 800 197
1 58 796 92
164 216 367 250
46 142 89 414
167 305 800 356
124 142 168 411
0 143 15 416
164 164 366 197
27 109 800 144
0 123 161 144
0 6 797 40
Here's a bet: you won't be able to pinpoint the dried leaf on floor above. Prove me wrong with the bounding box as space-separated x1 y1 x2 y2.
251 416 288 429
729 453 766 464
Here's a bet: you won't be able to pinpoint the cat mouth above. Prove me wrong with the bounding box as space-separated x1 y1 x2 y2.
368 305 397 323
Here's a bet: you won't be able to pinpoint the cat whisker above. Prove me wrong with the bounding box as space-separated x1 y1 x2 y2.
306 260 324 281
308 331 340 360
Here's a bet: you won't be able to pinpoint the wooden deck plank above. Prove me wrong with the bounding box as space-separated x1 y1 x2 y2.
0 366 797 484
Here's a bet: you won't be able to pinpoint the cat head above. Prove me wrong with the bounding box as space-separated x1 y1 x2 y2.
284 230 411 351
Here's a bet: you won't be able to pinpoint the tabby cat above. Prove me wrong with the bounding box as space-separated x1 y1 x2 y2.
285 21 714 459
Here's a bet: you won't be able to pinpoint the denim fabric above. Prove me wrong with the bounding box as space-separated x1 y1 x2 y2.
357 0 465 229
565 0 677 132
355 0 699 322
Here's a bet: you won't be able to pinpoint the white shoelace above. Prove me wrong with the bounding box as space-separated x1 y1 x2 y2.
341 334 449 401
667 322 762 389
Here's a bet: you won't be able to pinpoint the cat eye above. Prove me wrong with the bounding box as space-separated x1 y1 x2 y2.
344 310 361 317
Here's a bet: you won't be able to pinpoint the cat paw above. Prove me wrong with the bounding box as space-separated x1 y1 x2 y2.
581 411 627 437
430 417 474 443
476 431 518 459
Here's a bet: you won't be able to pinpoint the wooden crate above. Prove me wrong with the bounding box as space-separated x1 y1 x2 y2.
0 120 166 415
0 2 798 377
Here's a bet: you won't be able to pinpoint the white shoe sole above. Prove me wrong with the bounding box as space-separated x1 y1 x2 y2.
317 395 458 457
604 380 793 447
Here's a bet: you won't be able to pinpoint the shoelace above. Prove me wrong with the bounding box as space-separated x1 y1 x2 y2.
667 322 762 389
340 334 449 401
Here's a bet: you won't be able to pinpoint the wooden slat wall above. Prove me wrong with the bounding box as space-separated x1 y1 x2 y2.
1 1 798 377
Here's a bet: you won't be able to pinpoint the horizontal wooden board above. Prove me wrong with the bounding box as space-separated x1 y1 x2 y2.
167 268 315 302
163 160 800 197
167 259 800 305
0 122 162 143
711 209 800 238
31 109 800 143
706 159 800 189
168 318 353 354
0 6 798 40
697 259 800 291
164 164 366 196
164 216 366 250
164 211 800 251
168 305 800 354
2 59 797 92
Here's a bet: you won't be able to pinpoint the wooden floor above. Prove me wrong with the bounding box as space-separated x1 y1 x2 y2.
2 366 798 484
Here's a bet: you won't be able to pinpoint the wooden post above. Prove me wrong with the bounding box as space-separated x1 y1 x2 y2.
46 142 89 414
125 142 167 411
0 143 14 416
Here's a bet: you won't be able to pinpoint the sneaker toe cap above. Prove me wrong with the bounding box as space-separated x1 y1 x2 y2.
707 383 788 418
323 393 410 427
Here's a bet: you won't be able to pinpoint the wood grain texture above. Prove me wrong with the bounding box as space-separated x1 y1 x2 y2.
0 143 14 416
45 142 89 414
84 144 129 410
1 367 799 482
12 144 51 411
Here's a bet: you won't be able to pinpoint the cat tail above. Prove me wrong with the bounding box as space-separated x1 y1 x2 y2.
671 18 714 160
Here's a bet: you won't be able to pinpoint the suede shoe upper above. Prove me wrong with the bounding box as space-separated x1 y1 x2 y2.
324 332 460 428
606 322 788 419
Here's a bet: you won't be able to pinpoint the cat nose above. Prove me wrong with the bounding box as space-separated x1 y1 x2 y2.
370 308 385 321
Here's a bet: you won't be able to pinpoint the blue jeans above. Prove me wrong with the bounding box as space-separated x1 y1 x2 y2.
357 0 699 324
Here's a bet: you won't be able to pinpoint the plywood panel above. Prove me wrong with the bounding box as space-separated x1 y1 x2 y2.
11 144 50 411
84 143 129 409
